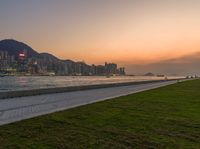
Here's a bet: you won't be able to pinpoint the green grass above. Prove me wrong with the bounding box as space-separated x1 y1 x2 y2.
0 80 200 149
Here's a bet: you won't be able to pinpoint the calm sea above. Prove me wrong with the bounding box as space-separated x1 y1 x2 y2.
0 76 183 92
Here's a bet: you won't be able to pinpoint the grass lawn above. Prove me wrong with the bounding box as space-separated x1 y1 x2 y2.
0 80 200 149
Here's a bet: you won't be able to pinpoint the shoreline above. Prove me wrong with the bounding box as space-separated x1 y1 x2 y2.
0 79 181 99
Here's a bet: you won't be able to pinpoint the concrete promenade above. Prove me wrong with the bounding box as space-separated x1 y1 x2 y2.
0 80 177 126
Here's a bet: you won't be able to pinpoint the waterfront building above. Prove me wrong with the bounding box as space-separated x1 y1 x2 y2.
105 62 117 75
96 65 106 75
0 51 16 72
17 49 28 72
117 67 126 75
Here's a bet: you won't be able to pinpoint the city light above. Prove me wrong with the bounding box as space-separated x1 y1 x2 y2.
19 53 25 57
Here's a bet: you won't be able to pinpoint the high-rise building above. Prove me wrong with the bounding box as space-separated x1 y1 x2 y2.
0 51 9 70
0 51 17 73
105 62 117 75
17 49 28 72
117 67 126 75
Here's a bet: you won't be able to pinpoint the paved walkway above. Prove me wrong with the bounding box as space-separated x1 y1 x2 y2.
0 80 177 126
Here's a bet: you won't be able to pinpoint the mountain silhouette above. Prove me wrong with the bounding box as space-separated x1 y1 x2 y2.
0 39 39 58
39 53 60 62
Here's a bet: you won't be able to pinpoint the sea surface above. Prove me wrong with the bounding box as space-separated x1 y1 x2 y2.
0 76 183 92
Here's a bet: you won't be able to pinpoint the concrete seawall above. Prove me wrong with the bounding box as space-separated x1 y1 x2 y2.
0 79 179 99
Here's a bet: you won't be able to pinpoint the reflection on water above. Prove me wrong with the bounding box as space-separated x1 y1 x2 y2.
15 77 29 87
0 76 183 92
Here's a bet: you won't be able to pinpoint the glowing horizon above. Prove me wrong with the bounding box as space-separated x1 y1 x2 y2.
1 0 200 67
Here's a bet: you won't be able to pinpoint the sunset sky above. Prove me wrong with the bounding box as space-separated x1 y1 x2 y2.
1 0 200 67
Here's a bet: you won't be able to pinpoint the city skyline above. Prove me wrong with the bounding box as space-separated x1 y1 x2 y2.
0 39 126 76
1 0 200 74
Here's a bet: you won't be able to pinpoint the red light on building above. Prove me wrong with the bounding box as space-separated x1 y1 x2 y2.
18 52 26 61
19 53 25 57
